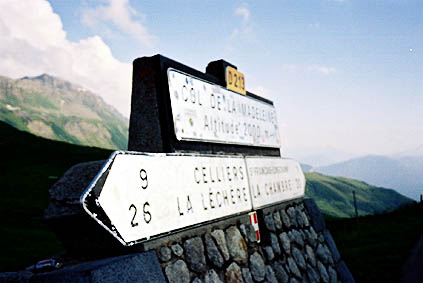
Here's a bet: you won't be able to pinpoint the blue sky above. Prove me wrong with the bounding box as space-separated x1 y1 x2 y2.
0 0 422 162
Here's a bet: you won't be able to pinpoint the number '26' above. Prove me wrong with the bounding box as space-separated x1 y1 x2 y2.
128 168 151 228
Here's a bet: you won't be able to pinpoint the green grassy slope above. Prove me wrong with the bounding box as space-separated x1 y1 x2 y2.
0 74 128 150
326 203 423 283
0 121 112 271
305 172 412 217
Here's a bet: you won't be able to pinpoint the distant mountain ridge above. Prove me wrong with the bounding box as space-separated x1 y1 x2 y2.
287 145 356 167
305 172 412 217
316 155 423 200
0 74 128 149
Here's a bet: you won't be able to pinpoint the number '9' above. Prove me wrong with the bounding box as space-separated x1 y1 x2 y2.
140 169 148 189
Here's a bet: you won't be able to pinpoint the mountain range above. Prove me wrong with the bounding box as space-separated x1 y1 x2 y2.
286 145 356 167
316 155 423 200
305 172 411 217
0 74 128 149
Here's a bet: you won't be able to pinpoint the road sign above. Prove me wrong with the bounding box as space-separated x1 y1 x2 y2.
81 151 305 246
81 151 252 246
168 68 280 148
226 66 246 95
246 157 305 209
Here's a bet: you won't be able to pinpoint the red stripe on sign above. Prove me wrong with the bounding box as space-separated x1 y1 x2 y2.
256 230 260 242
253 213 258 224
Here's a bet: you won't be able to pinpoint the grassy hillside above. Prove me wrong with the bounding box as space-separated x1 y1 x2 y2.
316 155 423 200
0 74 128 150
0 121 112 271
305 172 412 217
327 203 423 283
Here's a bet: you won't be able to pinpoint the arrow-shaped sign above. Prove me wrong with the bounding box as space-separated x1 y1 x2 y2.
81 151 305 246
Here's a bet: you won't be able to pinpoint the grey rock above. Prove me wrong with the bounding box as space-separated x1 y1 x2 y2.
193 278 203 283
317 261 329 283
292 247 306 270
306 264 320 283
263 246 275 261
305 245 316 267
225 226 248 264
32 251 165 283
165 259 190 283
273 211 283 230
158 247 172 262
299 230 307 242
289 277 300 283
205 269 223 283
184 237 207 272
280 209 291 229
336 261 355 283
279 232 291 254
270 233 281 255
316 244 333 265
272 262 289 283
287 257 301 278
323 230 341 263
303 199 326 233
239 224 248 239
45 160 105 219
264 214 276 231
0 271 32 283
296 207 305 228
241 268 254 283
239 224 257 244
205 233 225 268
249 252 266 282
306 227 318 247
171 243 184 257
211 229 230 261
302 211 310 227
289 229 304 247
287 207 298 227
265 265 278 283
328 266 338 283
318 234 325 243
225 262 243 283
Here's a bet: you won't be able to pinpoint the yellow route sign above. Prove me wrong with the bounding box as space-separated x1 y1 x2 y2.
225 66 246 95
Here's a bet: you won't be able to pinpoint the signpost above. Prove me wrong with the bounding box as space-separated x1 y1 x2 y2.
225 66 246 95
246 157 306 209
81 152 304 246
81 55 305 247
81 152 252 246
168 69 280 147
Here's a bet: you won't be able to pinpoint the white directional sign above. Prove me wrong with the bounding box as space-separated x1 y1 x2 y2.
81 152 251 246
246 157 305 209
81 152 306 246
168 68 281 148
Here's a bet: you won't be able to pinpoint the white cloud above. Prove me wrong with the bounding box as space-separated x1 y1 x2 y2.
228 4 253 45
307 65 337 75
281 64 337 75
0 0 132 117
82 0 156 48
308 23 321 29
235 6 250 23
